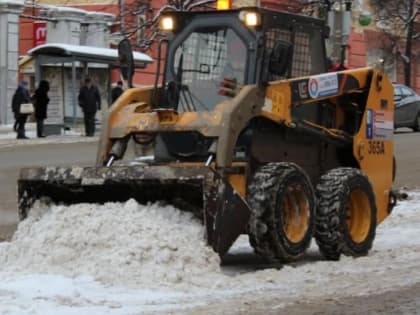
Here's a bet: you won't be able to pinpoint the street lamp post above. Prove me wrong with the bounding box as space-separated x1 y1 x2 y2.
340 0 352 67
326 0 352 67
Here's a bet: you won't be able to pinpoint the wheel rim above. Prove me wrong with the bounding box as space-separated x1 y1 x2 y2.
281 183 310 243
346 188 371 243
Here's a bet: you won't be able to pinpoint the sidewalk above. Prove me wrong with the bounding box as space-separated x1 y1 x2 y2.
0 122 99 148
0 122 100 139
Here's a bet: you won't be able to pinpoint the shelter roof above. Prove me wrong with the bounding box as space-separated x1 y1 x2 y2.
28 43 153 68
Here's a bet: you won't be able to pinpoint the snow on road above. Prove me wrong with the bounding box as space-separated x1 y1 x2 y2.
0 191 419 315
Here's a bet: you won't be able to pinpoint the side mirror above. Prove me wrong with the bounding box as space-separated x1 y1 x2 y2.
269 40 293 76
118 39 134 88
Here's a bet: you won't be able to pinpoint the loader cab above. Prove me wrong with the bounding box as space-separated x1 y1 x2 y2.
158 8 328 112
159 10 258 112
152 8 328 160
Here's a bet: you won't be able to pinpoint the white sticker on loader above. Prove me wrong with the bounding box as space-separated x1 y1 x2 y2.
366 109 394 140
263 98 273 112
308 73 338 98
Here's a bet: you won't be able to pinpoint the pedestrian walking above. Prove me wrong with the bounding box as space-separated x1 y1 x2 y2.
33 80 50 138
78 77 101 137
12 80 32 139
111 80 124 104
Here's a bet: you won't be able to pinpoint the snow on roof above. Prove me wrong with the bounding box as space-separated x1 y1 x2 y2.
40 5 115 20
0 0 24 5
28 43 153 66
85 11 115 19
41 5 87 15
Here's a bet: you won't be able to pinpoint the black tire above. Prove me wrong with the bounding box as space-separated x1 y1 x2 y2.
247 162 315 262
315 168 377 260
413 113 420 132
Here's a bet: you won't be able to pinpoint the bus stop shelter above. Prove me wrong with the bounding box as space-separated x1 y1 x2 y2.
27 43 153 133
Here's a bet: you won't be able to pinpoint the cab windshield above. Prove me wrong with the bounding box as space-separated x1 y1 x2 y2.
166 27 247 112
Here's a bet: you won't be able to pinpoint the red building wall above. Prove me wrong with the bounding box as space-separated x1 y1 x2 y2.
347 28 420 93
19 17 34 56
21 1 419 92
347 31 367 68
19 0 292 86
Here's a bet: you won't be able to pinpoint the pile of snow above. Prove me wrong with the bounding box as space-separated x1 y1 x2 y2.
0 200 222 290
1 191 420 314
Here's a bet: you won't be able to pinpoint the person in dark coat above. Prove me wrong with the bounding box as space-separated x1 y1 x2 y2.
111 80 124 104
78 77 101 137
33 80 50 138
12 80 31 139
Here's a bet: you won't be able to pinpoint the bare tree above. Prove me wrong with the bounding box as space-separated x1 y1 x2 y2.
124 0 322 51
370 0 419 86
117 0 216 51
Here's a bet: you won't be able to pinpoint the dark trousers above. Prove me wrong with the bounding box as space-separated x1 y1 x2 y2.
15 114 28 139
36 118 44 137
83 111 96 136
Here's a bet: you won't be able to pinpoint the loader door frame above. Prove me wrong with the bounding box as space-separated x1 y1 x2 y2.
162 14 260 102
260 11 328 81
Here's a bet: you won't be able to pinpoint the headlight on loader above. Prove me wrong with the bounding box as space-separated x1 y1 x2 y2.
160 16 174 31
239 11 261 27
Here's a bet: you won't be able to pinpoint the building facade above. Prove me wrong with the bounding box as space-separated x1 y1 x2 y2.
0 0 24 125
7 0 420 126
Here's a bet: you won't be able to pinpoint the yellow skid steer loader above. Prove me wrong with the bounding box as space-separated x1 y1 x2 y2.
19 7 396 262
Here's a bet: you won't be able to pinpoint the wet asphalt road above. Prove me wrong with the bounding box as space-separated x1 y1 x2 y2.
0 130 419 314
0 128 418 240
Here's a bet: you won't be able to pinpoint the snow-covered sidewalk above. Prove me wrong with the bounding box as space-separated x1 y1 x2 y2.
0 123 97 149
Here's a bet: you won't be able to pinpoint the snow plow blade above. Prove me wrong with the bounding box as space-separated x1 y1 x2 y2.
18 165 250 256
